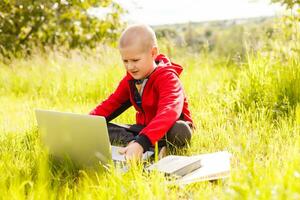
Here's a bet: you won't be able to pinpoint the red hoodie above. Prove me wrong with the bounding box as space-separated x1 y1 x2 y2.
90 54 193 150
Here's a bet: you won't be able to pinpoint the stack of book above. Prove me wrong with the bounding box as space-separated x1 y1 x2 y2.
146 151 231 185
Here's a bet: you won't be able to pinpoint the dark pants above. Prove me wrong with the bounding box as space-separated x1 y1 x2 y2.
107 120 192 149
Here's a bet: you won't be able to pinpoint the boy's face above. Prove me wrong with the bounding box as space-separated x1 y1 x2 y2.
119 43 157 80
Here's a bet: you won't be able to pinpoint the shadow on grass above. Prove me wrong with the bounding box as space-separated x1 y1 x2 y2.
47 155 108 188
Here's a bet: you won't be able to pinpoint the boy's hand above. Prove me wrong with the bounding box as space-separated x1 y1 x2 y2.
119 142 144 160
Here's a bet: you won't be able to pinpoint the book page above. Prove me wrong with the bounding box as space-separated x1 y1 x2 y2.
176 151 231 185
147 155 202 176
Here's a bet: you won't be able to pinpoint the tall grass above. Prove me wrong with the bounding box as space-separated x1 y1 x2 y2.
0 23 300 199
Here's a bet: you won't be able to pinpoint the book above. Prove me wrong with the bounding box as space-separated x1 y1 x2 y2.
146 151 231 185
175 151 231 185
146 155 202 177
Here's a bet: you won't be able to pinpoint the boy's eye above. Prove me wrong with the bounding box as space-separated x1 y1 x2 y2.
123 60 128 63
132 59 139 62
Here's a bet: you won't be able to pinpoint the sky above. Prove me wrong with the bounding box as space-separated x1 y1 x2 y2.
114 0 284 25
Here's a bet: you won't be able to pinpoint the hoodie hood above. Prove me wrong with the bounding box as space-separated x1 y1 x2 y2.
126 54 183 80
154 54 183 77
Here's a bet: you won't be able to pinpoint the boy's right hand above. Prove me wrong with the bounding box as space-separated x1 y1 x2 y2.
118 142 144 161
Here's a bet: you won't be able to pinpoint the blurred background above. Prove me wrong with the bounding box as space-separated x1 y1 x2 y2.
0 0 298 61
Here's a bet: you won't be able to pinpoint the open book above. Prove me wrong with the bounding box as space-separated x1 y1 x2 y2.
147 151 231 185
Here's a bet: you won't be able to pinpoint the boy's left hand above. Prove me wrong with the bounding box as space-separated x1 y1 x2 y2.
119 142 144 160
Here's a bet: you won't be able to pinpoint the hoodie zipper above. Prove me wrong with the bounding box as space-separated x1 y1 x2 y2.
130 79 146 126
131 67 157 126
140 80 148 126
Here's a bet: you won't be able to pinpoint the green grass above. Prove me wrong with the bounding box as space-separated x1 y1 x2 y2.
0 45 300 199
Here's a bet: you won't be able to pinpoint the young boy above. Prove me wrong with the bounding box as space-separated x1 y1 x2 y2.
90 24 193 160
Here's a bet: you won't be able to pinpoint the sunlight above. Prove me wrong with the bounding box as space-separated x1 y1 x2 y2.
116 0 284 25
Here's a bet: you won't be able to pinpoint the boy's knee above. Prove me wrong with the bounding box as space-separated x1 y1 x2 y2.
107 123 135 145
166 120 192 147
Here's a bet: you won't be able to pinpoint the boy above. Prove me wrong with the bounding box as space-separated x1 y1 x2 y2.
90 24 193 160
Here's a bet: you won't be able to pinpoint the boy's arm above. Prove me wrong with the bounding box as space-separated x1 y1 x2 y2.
135 72 184 151
89 76 131 122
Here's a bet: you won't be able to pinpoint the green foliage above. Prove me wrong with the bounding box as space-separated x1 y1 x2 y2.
155 17 278 61
0 5 300 198
227 11 300 118
272 0 300 9
234 52 300 118
0 43 300 198
0 0 125 57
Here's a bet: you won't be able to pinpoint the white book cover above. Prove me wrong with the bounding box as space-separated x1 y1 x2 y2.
147 155 202 177
175 151 231 185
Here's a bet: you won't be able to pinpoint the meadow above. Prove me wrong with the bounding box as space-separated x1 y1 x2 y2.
0 21 300 199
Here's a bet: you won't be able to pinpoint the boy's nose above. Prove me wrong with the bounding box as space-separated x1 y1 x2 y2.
127 62 135 70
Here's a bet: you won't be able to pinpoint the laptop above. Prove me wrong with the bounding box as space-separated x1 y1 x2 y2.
35 109 153 167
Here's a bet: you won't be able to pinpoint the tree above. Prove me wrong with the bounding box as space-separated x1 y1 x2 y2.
0 0 125 56
271 0 300 9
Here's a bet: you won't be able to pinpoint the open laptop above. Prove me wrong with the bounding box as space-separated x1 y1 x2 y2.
35 109 153 167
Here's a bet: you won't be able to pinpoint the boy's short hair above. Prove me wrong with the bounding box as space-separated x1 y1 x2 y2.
119 24 158 52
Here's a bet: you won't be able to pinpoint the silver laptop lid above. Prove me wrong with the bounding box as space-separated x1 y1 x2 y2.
35 109 112 166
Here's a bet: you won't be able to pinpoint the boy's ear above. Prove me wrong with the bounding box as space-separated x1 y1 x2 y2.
151 46 158 58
